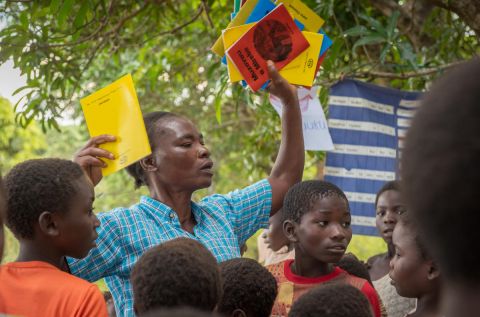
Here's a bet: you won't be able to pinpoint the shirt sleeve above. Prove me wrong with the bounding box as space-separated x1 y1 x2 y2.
76 284 109 317
202 179 272 245
67 211 123 282
361 281 383 317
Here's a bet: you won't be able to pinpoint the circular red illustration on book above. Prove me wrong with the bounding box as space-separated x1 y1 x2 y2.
253 19 292 62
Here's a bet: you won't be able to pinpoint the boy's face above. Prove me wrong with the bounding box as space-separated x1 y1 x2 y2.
293 196 352 264
389 223 433 298
54 175 100 259
375 190 405 244
265 208 289 251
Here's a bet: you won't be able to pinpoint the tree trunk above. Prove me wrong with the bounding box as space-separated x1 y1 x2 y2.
428 0 480 38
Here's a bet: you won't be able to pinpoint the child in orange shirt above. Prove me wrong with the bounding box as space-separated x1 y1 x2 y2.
266 180 382 317
0 158 107 317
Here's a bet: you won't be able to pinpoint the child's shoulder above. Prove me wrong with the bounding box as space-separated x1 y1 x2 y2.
1 261 100 294
335 267 371 290
266 259 287 273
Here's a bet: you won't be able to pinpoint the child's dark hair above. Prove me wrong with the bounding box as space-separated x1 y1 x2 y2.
397 213 430 261
217 258 277 317
4 158 85 239
131 237 222 314
375 180 400 207
126 111 179 188
139 307 217 317
402 58 480 283
337 253 373 286
283 180 350 223
288 283 372 317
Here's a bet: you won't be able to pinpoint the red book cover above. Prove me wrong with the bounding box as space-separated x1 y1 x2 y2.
226 3 310 91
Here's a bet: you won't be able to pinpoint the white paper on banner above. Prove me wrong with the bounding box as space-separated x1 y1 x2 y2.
269 86 334 151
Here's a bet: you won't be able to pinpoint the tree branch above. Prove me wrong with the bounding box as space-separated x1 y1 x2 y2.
348 60 465 79
141 5 204 44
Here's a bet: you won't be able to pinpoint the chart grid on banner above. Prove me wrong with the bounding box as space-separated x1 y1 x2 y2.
325 79 421 236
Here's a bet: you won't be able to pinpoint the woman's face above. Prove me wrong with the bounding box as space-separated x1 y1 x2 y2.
149 117 214 192
375 190 406 244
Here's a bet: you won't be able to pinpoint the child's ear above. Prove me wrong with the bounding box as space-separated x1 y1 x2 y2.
283 220 298 243
38 211 60 237
231 308 247 317
427 260 440 280
139 155 157 172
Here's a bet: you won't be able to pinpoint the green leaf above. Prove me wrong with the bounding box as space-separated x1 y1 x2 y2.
380 43 392 63
397 42 418 69
343 25 370 37
12 85 32 96
74 2 89 29
50 0 62 13
19 12 29 29
353 35 386 51
58 0 74 28
358 13 386 36
214 80 228 124
386 11 400 40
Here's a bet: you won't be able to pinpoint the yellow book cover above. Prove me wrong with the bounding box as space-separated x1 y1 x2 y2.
276 0 325 32
222 23 256 83
211 0 260 57
280 32 323 86
80 74 151 176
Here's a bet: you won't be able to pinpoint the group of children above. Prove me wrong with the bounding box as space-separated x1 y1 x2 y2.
0 57 479 317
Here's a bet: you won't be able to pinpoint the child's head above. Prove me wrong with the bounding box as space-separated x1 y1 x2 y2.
131 237 222 314
140 307 217 317
4 158 99 259
283 180 352 264
288 283 373 317
402 58 480 284
265 208 290 251
0 176 6 262
375 181 404 244
337 253 372 285
217 258 277 317
389 214 440 299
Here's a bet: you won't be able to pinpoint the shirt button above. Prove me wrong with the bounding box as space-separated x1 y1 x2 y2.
169 213 175 219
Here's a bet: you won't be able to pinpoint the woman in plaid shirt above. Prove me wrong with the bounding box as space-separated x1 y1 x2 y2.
67 62 305 317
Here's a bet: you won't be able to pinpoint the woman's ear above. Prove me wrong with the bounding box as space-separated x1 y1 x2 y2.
38 211 60 237
139 155 157 172
427 260 441 280
283 220 298 244
231 308 247 317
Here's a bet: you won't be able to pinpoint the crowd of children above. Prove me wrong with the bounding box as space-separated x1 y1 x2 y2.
0 58 479 317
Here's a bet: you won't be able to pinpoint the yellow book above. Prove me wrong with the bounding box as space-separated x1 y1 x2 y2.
280 32 323 86
276 0 325 32
223 23 256 83
211 0 260 57
80 74 151 176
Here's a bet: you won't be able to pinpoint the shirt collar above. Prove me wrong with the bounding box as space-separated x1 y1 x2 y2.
139 195 203 225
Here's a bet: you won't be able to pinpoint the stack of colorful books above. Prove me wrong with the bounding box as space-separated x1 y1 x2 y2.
211 0 332 92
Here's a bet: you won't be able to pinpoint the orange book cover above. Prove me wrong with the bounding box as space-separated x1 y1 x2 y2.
225 3 309 91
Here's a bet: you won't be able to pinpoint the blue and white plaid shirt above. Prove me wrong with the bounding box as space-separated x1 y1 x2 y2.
67 179 272 317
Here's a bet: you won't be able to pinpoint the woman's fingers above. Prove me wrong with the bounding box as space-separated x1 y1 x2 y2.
79 134 116 151
76 147 115 161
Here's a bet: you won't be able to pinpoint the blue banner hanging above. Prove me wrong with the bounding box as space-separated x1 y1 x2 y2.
325 79 421 236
